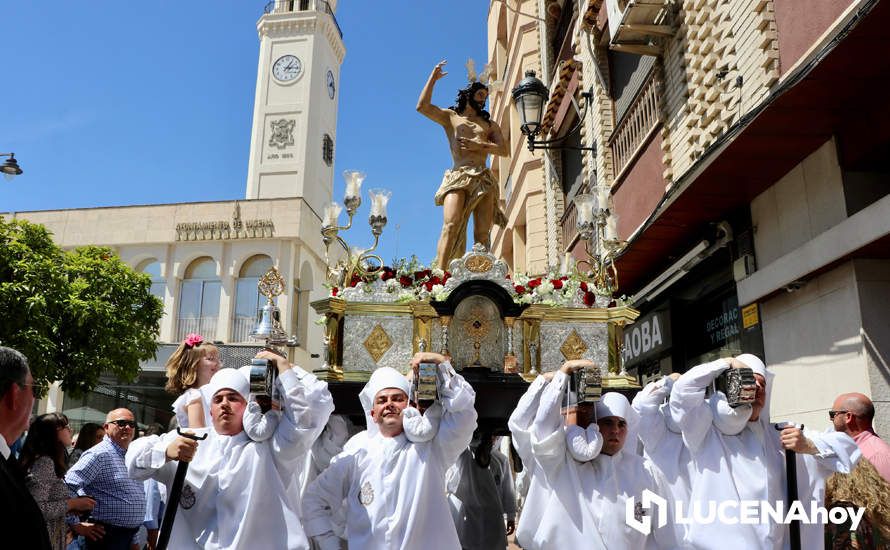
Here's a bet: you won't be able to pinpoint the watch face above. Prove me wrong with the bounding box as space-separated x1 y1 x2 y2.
272 55 302 82
326 69 336 99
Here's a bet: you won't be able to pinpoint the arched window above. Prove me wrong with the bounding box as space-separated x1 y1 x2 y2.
177 257 221 341
137 259 165 301
232 255 274 342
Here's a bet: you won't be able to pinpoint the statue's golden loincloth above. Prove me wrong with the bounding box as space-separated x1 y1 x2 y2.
434 166 507 267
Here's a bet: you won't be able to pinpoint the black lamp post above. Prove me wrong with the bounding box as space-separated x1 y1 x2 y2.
511 70 595 154
1 153 23 181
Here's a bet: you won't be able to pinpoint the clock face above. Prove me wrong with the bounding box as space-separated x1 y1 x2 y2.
272 55 302 82
326 69 336 99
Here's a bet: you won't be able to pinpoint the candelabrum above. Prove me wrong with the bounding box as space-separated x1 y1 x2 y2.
321 170 392 289
573 188 626 297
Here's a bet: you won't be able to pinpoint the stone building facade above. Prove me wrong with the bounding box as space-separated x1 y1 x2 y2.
487 0 890 434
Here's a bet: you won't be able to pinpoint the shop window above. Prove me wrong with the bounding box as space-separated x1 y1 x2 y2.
232 255 274 343
177 257 221 341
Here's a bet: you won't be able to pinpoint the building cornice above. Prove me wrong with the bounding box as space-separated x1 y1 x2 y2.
258 12 345 64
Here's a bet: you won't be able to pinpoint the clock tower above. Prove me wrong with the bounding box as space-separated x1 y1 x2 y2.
245 0 345 215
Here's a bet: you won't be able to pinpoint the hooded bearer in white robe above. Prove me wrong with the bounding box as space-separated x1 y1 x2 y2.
126 351 334 550
507 370 560 549
302 352 477 550
670 353 860 550
632 373 694 544
523 360 677 549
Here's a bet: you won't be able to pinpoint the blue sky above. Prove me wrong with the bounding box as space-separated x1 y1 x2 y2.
1 1 495 265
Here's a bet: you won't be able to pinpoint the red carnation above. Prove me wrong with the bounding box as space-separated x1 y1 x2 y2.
551 279 564 290
414 269 431 280
527 278 542 289
423 281 434 291
429 275 442 286
583 291 595 307
349 274 361 287
399 275 413 287
514 285 526 294
331 287 339 296
580 281 588 292
380 268 395 281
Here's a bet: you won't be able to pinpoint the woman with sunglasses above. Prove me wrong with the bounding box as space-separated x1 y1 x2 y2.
19 413 96 550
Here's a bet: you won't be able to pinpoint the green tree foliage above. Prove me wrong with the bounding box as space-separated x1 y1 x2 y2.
0 217 163 396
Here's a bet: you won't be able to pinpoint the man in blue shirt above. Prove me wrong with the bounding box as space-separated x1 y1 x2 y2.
66 408 146 550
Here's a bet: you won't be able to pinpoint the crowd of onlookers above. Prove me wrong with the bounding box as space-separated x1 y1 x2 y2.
9 411 169 550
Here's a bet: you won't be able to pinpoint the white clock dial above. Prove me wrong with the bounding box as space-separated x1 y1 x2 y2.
326 70 336 99
272 55 302 82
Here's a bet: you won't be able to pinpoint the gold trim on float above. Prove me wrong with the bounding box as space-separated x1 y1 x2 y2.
560 330 589 361
519 304 640 323
363 324 393 364
347 303 414 315
311 297 346 315
602 374 641 390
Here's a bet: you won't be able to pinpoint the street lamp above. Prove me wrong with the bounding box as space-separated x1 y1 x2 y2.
1 153 23 181
511 70 595 154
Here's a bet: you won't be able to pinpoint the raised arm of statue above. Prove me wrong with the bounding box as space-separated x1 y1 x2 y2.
417 60 452 126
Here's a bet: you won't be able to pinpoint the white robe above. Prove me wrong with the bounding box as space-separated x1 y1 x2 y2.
126 367 334 550
507 375 559 550
632 378 694 545
527 371 675 550
302 362 477 550
670 359 860 550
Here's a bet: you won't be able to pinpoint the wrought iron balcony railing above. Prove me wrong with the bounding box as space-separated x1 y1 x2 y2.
263 0 342 38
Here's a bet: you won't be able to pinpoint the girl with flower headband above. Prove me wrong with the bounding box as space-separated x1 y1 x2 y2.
164 333 220 428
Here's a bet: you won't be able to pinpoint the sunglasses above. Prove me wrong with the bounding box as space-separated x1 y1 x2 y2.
22 381 48 396
828 410 848 419
107 419 137 429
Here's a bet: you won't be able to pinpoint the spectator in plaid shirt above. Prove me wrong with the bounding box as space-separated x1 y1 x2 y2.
65 408 146 550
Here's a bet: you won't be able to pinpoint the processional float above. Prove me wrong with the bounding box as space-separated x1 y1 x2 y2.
306 170 643 427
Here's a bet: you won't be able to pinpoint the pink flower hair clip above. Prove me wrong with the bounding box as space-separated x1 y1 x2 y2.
184 333 204 348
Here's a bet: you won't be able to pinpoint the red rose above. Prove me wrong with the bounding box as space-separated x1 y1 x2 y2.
349 274 361 287
399 275 413 287
580 281 588 292
380 268 395 281
583 291 595 307
429 276 442 286
414 269 431 280
527 278 542 289
423 281 434 291
514 285 526 294
331 287 339 296
551 279 564 290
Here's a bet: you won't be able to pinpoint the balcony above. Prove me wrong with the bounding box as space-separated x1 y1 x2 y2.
231 316 256 344
176 317 218 343
609 69 661 180
264 0 342 38
561 198 578 251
